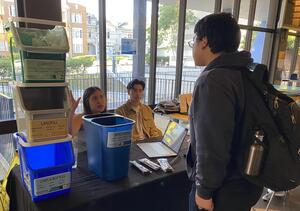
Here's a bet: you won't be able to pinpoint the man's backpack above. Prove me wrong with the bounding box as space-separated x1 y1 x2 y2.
238 63 300 191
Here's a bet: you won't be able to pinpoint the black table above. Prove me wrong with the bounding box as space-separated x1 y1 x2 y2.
7 141 191 211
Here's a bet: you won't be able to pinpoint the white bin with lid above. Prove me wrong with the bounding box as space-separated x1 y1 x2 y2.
8 20 69 82
11 82 71 142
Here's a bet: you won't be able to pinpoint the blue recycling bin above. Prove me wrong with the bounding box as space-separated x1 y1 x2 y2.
82 113 116 177
14 133 74 201
82 115 134 181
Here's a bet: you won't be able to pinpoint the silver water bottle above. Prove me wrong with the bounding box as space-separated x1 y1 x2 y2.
244 130 265 176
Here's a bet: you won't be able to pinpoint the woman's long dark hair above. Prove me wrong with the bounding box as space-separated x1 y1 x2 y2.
83 87 106 114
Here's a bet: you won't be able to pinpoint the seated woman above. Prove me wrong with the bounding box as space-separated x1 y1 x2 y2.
69 86 107 136
115 79 162 141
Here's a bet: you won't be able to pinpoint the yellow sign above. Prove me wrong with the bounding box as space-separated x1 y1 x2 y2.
28 118 68 141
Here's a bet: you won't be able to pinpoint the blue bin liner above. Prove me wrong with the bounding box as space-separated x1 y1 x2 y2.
83 115 134 181
14 133 74 201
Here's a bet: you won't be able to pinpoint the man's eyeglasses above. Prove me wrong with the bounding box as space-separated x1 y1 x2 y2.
188 35 197 48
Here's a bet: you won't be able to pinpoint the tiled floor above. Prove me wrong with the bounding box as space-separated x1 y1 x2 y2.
252 187 300 211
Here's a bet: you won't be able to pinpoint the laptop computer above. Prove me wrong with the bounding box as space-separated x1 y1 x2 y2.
137 121 188 158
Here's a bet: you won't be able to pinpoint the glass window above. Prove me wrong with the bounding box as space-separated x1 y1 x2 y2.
72 28 82 38
106 0 134 109
295 46 300 77
0 1 17 121
9 5 16 16
73 44 83 54
254 0 273 28
238 0 250 25
250 31 273 64
76 13 82 23
71 13 76 23
221 0 234 14
71 13 82 23
0 0 17 178
239 29 247 51
155 0 180 102
274 35 296 84
105 0 152 109
62 0 99 113
181 0 214 94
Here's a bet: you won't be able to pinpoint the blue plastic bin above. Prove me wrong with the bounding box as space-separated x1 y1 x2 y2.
83 115 134 181
14 133 74 201
82 113 117 175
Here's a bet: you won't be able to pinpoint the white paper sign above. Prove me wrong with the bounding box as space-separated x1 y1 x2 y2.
34 172 71 196
107 130 131 148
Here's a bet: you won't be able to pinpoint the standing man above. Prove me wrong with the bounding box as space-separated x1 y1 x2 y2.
116 79 162 141
186 13 263 211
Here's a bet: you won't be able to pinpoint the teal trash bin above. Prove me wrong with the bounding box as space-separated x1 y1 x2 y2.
83 115 134 181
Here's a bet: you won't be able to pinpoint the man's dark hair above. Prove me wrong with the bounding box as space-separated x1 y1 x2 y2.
194 12 241 53
127 79 145 90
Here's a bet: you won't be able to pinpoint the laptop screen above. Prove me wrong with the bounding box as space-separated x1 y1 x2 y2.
162 121 187 153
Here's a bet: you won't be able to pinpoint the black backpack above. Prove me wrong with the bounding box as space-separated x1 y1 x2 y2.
238 63 300 191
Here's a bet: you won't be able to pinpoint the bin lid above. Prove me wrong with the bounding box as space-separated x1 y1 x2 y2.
17 133 72 147
10 22 69 53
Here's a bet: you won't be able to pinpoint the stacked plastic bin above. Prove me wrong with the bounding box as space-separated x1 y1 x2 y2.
8 20 74 201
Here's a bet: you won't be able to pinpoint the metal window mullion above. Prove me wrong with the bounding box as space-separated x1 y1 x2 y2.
266 0 279 29
245 0 257 51
268 29 284 83
290 37 300 74
288 32 300 37
239 25 274 33
133 0 146 80
174 0 187 97
214 0 222 13
260 0 280 67
148 0 159 105
266 0 282 83
245 30 252 51
233 0 241 20
99 0 107 95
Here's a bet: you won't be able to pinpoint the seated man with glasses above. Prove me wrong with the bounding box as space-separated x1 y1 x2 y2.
116 79 162 141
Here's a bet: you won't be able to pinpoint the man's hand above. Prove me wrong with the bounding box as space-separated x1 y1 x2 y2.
195 193 214 211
